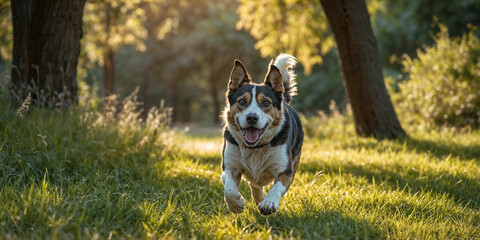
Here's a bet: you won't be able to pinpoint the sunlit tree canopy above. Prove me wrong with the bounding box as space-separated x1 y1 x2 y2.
236 0 334 74
83 0 147 66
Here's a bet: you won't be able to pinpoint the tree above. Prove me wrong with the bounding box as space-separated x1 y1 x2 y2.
192 0 262 123
132 0 262 123
238 0 405 139
237 0 334 74
319 0 405 139
10 0 86 106
83 0 146 97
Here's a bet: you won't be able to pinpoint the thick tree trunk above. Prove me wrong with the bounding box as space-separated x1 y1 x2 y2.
103 44 115 97
10 0 86 106
320 0 405 139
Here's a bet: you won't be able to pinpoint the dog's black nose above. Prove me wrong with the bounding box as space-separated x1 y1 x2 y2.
246 113 258 125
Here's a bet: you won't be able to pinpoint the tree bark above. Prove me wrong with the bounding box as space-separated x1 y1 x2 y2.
319 0 405 139
209 62 221 124
102 3 115 98
139 1 157 118
168 78 178 122
103 44 115 97
10 0 86 106
140 64 151 118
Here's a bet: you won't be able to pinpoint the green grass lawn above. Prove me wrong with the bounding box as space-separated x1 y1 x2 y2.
1 102 479 239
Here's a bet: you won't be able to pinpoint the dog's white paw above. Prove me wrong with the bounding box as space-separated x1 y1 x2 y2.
224 191 245 213
258 197 279 215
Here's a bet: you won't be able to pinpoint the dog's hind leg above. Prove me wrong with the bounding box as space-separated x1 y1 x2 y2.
249 183 265 206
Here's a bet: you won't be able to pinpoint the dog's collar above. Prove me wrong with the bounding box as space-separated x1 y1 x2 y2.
245 142 269 149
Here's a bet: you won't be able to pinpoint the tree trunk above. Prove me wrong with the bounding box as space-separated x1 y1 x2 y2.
140 64 151 118
10 0 86 106
139 1 156 118
168 79 178 122
319 0 405 139
209 64 221 124
103 44 115 97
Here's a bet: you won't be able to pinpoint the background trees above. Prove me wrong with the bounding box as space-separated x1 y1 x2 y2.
83 0 146 97
238 0 405 138
81 0 262 123
371 0 480 70
1 0 479 129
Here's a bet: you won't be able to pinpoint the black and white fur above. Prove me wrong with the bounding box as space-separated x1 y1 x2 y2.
221 54 304 215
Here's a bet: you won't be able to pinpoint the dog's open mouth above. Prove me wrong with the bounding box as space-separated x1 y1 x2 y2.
241 126 267 145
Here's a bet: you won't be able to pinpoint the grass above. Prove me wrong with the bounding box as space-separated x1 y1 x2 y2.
1 97 479 239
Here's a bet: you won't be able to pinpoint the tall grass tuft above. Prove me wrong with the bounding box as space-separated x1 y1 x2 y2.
301 100 355 139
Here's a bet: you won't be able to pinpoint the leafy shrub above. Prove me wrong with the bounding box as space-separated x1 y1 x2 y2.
395 23 480 127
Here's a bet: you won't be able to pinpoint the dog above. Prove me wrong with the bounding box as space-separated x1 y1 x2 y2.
221 54 304 215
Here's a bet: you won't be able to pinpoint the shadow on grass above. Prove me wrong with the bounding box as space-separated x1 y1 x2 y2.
402 137 480 160
251 202 382 239
301 160 480 209
341 135 480 161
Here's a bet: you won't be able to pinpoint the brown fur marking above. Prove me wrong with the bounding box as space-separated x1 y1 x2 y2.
257 92 283 128
277 173 293 189
226 91 252 131
249 183 265 205
277 154 301 192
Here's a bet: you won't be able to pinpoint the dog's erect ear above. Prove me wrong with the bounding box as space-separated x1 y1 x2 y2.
228 60 251 91
264 64 284 93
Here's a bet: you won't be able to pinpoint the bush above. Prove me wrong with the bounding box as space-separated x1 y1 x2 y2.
395 23 480 127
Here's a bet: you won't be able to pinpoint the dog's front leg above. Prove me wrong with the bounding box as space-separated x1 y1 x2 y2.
258 173 292 215
221 169 245 213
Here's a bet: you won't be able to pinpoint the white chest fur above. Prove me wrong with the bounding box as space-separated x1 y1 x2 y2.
223 142 288 187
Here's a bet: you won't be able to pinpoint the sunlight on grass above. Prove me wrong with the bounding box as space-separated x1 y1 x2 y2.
1 98 479 239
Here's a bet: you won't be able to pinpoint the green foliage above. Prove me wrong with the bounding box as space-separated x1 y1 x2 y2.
237 0 334 74
394 24 480 127
83 0 147 65
371 0 480 70
0 0 12 66
80 0 264 123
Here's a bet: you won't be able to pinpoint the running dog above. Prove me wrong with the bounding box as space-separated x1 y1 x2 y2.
221 54 304 215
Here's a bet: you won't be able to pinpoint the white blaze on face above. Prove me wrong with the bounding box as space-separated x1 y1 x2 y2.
235 86 273 145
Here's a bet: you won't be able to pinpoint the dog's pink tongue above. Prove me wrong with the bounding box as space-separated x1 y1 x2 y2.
244 127 260 143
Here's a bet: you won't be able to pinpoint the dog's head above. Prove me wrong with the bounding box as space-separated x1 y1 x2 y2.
224 60 285 148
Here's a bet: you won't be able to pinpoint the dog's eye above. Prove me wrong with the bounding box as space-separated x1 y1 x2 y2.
262 100 271 108
238 99 247 106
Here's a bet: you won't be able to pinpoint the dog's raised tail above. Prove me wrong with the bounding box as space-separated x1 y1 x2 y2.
274 53 297 103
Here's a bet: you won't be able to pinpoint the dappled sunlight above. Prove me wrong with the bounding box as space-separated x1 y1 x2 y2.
178 137 223 155
2 0 480 238
174 126 223 155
